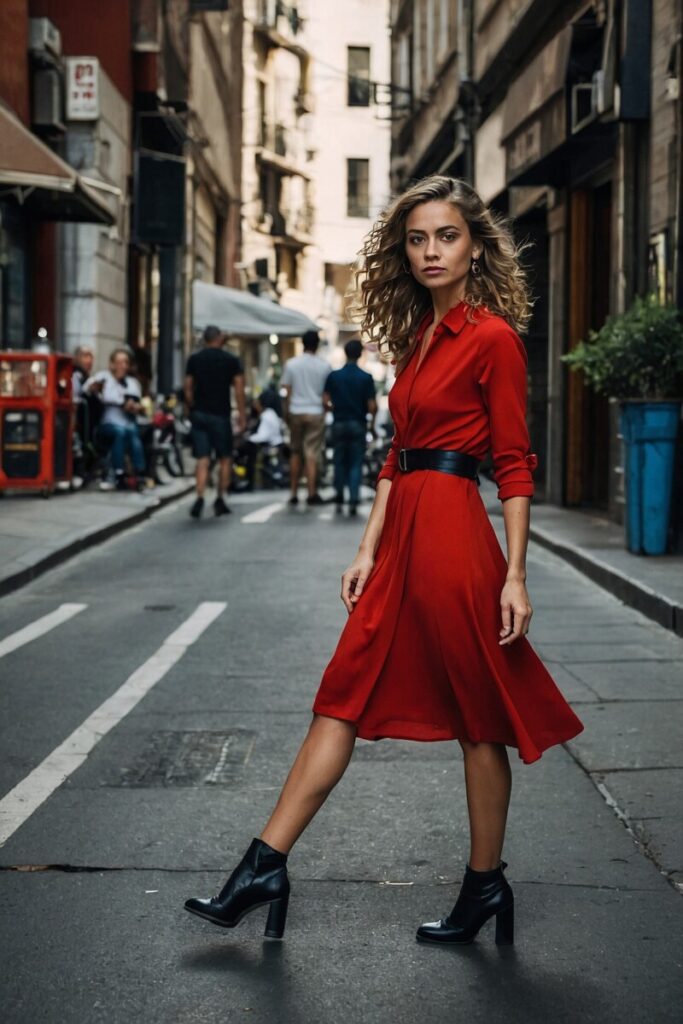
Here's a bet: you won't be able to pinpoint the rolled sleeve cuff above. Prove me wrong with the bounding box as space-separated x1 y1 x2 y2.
497 453 537 501
376 465 397 484
498 480 535 501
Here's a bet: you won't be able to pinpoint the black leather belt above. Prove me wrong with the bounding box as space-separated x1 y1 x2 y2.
397 448 480 482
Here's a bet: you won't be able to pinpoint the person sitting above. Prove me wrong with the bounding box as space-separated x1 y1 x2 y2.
240 390 285 490
84 348 146 491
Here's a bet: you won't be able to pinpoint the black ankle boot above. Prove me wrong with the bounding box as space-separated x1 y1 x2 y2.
416 861 514 945
185 837 290 938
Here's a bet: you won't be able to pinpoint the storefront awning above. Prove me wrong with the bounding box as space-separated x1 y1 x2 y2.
0 104 113 225
501 26 573 185
192 279 319 338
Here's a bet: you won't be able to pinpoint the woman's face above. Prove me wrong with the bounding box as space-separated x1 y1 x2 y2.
404 200 480 294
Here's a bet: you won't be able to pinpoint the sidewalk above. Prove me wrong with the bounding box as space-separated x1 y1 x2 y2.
483 481 683 637
0 474 195 597
483 480 683 897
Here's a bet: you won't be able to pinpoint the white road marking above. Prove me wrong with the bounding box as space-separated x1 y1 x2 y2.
0 604 87 660
203 735 233 784
0 601 226 847
241 502 285 523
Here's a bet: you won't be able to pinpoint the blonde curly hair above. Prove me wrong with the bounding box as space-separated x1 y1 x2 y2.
349 175 533 364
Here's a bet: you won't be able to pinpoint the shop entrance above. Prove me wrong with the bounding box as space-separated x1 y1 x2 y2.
565 182 612 508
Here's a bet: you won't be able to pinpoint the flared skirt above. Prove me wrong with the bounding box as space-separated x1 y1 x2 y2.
311 471 584 764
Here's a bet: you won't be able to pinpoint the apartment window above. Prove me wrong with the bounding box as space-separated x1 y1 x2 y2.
413 2 422 95
425 0 435 85
348 46 371 106
437 0 456 62
347 158 369 217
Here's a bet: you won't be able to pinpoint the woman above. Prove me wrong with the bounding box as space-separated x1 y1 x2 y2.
184 176 584 945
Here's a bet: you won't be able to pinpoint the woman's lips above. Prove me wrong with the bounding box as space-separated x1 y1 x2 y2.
422 267 446 275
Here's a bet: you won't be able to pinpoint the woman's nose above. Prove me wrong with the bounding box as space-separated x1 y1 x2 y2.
424 238 440 259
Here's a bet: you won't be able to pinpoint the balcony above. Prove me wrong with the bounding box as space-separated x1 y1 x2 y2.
257 122 310 179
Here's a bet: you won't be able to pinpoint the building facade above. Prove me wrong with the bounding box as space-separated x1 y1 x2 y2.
0 0 244 394
306 0 392 361
390 0 683 545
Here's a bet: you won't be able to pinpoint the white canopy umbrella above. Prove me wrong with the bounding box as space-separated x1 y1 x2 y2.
192 280 318 338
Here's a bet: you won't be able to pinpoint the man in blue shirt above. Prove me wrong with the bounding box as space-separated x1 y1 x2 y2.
323 339 377 515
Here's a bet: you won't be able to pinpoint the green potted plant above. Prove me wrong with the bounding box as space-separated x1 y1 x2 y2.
562 294 683 555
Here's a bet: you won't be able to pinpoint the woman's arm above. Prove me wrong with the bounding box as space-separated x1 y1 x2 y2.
499 496 533 645
340 478 392 613
477 321 537 644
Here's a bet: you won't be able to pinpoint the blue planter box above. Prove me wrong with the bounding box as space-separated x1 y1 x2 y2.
619 400 681 555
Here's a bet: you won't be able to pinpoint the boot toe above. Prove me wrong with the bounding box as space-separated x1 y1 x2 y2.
416 918 451 943
416 917 473 945
185 896 214 914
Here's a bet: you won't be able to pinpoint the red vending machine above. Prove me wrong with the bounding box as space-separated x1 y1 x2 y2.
0 352 74 496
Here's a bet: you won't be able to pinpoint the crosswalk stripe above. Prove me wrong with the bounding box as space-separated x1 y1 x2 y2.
241 502 285 523
0 601 226 847
0 604 87 660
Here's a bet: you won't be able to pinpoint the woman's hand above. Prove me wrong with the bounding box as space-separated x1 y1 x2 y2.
499 577 533 645
341 551 375 614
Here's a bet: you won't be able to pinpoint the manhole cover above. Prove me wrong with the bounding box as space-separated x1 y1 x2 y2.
119 730 256 787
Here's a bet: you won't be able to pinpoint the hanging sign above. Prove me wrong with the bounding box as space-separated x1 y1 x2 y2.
66 57 100 121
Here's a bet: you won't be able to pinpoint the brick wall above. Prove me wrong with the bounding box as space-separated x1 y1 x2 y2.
0 0 29 122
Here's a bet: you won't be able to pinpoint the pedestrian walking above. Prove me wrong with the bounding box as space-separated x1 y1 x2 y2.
324 338 377 515
280 330 329 506
184 325 246 519
184 175 584 946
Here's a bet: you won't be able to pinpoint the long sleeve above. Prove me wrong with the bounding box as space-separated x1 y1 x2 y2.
477 322 537 501
376 432 400 484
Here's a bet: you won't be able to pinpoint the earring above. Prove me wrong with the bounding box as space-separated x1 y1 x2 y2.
402 259 412 275
471 256 482 278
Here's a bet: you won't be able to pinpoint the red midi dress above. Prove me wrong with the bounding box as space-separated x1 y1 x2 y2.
312 301 584 764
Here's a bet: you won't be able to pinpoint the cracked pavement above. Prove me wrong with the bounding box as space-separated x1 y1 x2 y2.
0 489 681 1023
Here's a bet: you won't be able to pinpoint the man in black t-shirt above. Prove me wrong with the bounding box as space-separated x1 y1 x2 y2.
184 325 247 519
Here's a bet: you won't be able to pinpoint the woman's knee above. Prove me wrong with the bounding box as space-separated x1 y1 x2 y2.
310 712 357 743
459 738 508 761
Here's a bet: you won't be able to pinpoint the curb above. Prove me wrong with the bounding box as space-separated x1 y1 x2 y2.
528 522 683 638
0 482 195 599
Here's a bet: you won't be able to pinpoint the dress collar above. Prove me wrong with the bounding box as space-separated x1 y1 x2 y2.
416 300 470 341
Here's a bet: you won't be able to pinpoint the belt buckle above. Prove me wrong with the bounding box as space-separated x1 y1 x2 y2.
398 448 408 472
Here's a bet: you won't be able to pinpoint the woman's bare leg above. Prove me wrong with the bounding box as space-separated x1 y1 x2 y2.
459 740 511 871
260 714 357 853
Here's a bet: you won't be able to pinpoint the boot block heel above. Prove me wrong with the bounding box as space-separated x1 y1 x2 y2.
265 896 289 939
495 903 514 945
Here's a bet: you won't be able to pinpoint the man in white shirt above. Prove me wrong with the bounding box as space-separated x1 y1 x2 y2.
280 331 329 506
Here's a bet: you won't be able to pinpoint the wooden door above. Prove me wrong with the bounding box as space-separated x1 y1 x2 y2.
565 184 611 508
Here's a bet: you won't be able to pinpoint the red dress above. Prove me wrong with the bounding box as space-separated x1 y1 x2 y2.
312 301 583 764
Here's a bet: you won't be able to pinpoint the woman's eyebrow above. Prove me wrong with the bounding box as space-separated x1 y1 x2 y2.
406 225 461 234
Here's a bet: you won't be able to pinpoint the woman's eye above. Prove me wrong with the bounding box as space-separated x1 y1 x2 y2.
407 236 423 245
441 233 457 241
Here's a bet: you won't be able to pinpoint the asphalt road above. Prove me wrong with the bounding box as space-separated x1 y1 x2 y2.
0 488 682 1024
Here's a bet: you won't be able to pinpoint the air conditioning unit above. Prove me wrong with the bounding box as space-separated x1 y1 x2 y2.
570 82 596 134
29 18 62 60
33 67 65 133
